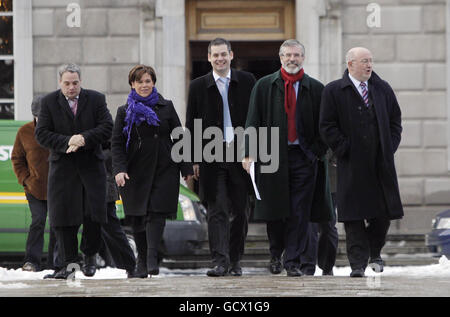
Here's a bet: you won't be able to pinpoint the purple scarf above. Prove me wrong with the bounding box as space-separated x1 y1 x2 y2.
123 88 160 150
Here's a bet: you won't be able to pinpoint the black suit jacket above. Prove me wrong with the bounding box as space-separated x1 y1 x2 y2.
186 69 256 202
35 88 113 226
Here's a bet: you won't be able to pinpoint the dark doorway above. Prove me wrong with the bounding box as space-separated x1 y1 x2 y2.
189 41 282 80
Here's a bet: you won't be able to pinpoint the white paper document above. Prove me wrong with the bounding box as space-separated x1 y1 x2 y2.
250 162 261 200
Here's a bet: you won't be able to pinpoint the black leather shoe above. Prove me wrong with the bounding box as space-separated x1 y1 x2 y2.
269 257 283 274
82 255 97 277
148 268 159 276
54 267 74 280
322 269 334 276
350 268 365 278
286 267 303 277
207 265 228 277
369 257 384 273
229 263 242 276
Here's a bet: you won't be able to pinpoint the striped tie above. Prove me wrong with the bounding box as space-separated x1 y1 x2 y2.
360 82 369 107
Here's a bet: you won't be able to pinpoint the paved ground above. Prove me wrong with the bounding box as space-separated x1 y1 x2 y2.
1 274 449 297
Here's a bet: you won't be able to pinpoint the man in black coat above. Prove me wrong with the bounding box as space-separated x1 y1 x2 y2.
35 63 113 279
319 47 403 277
186 38 256 276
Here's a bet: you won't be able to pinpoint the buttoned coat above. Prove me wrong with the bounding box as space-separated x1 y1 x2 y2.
186 69 256 202
244 70 333 222
112 94 193 217
319 70 403 221
35 89 113 227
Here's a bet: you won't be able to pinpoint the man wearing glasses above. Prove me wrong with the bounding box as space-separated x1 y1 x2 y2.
319 47 403 277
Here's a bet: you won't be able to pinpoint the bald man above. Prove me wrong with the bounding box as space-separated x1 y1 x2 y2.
319 47 403 277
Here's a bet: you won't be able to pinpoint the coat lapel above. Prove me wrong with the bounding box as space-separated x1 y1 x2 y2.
297 74 313 136
75 89 88 119
57 91 75 119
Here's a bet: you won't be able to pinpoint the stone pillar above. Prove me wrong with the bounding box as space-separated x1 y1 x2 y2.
15 0 33 120
296 0 327 80
320 1 343 84
447 0 450 171
143 0 186 124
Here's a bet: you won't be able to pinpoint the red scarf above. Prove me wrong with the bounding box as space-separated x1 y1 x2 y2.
280 67 304 142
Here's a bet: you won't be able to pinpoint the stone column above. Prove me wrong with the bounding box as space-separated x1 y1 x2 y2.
296 0 327 80
142 0 186 124
447 0 450 171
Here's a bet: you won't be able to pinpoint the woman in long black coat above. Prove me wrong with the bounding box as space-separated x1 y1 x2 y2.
112 65 193 277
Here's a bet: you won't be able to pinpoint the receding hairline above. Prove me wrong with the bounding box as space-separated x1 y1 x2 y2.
279 39 305 56
345 47 372 63
58 63 81 81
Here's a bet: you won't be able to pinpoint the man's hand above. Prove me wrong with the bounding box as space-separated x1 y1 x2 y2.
242 157 254 174
115 172 130 187
68 134 85 147
193 164 200 181
66 145 80 153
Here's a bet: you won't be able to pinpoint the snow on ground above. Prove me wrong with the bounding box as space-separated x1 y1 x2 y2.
0 256 448 284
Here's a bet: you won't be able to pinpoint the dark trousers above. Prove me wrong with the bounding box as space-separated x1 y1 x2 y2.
24 193 57 270
206 162 249 268
100 202 136 272
266 146 317 269
300 194 339 275
344 217 390 270
131 214 166 271
55 215 101 268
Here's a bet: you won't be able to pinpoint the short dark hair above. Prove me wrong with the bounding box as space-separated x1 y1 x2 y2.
208 38 232 54
128 64 157 86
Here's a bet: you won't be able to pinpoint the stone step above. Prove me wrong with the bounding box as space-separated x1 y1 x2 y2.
161 255 440 270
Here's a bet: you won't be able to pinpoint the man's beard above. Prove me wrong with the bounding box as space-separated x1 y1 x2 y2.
282 63 303 74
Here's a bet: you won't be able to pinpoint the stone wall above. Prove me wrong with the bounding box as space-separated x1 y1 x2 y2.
340 0 449 233
32 0 142 119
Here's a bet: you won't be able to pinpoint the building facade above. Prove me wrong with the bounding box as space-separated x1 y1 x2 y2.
2 0 449 233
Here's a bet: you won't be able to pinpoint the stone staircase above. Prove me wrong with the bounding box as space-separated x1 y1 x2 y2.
161 223 439 269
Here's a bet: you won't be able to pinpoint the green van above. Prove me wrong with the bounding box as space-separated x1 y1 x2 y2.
0 120 207 260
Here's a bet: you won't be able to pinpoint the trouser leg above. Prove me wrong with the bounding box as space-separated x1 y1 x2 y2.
266 220 285 259
206 167 230 268
317 217 339 273
284 147 317 269
80 215 102 257
227 163 250 264
145 215 166 271
344 220 370 270
24 193 48 268
300 223 318 275
54 226 80 267
367 217 391 259
101 202 136 272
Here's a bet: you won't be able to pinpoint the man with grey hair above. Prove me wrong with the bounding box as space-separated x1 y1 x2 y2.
243 39 333 276
35 63 113 279
320 47 403 277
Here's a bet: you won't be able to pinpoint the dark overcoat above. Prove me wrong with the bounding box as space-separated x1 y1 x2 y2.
35 89 113 227
319 70 403 221
245 70 333 222
112 94 193 217
185 69 256 202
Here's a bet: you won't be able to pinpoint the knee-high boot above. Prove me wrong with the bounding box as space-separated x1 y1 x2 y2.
146 217 166 275
133 230 148 277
